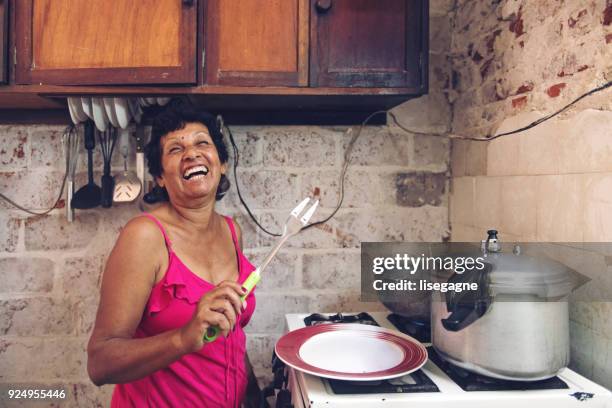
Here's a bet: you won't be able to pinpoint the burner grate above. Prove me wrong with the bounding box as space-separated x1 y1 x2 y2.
427 347 569 391
328 370 439 394
303 312 379 327
387 313 431 343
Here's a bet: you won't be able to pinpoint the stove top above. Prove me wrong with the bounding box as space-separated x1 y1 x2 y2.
426 346 569 392
281 312 612 408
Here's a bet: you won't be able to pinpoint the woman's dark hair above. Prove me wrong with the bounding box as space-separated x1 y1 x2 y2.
145 99 230 201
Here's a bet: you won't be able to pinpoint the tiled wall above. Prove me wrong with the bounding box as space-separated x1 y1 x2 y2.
449 0 612 389
0 1 454 403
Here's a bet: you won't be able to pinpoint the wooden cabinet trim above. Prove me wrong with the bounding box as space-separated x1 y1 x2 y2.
14 0 197 85
0 0 7 84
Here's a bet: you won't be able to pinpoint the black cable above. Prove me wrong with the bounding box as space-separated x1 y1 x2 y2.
302 110 387 231
225 80 611 236
0 125 74 215
224 111 386 236
226 125 282 236
389 80 612 141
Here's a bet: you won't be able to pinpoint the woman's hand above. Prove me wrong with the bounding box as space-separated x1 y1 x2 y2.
179 281 246 353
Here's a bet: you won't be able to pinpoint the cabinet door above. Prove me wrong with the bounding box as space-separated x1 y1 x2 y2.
1 0 7 84
310 0 428 89
205 0 309 86
14 0 197 85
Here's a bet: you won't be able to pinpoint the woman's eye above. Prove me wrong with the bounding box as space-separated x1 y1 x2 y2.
168 147 181 153
197 140 210 145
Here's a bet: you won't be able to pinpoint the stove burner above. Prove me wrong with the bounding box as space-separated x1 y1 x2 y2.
387 313 431 343
427 347 569 391
303 312 379 327
328 369 439 394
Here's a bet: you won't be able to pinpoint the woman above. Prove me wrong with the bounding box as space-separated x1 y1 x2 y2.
87 100 257 407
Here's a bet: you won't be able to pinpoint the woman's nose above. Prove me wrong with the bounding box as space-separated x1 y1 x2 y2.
183 145 202 160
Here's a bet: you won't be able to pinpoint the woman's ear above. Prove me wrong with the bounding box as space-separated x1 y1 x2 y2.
156 175 165 188
221 162 228 175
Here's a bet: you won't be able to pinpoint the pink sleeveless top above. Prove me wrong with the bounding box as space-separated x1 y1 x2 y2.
111 214 257 408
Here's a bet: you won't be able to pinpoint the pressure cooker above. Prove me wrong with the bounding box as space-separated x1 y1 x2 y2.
431 230 579 381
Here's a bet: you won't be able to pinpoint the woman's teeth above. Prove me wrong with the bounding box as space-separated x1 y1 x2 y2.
183 165 209 180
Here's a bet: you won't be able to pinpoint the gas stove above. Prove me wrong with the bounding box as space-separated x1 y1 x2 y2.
277 312 612 408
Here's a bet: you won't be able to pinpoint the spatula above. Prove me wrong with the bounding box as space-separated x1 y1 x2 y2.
113 129 142 203
72 121 101 209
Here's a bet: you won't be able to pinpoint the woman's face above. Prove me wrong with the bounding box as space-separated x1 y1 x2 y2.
157 122 226 205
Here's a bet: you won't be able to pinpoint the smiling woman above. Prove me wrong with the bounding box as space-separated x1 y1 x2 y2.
86 100 259 408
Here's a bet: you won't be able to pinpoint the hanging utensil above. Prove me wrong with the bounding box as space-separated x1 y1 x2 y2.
134 125 146 189
99 127 117 208
72 121 101 209
113 129 142 203
64 124 80 221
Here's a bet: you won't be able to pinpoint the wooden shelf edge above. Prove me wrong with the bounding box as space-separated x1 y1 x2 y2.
0 84 424 97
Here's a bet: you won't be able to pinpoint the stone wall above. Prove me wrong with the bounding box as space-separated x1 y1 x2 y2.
449 0 612 389
0 121 450 404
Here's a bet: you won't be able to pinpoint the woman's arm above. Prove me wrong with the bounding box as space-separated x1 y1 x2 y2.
87 217 187 385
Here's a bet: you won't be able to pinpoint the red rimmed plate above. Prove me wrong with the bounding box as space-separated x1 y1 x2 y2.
275 323 427 381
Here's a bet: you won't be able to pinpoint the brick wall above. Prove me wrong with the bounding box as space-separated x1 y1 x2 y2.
449 0 612 389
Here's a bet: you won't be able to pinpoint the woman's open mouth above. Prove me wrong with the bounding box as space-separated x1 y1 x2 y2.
183 165 210 180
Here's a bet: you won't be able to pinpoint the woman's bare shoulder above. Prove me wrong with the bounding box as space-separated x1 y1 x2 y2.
116 214 166 251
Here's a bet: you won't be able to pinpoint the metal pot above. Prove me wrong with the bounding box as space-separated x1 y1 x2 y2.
431 231 578 381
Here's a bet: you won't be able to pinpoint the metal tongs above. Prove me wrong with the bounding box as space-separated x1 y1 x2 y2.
204 197 319 342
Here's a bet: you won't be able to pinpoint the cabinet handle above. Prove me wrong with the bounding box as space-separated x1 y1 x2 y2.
315 0 332 13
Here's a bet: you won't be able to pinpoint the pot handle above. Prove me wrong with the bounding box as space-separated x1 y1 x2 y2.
441 264 491 332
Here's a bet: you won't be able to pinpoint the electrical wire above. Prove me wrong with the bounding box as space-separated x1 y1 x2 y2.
2 80 609 218
0 125 74 216
389 80 612 141
224 79 612 236
224 110 386 236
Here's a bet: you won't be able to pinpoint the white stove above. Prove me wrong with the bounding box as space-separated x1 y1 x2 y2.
280 312 612 408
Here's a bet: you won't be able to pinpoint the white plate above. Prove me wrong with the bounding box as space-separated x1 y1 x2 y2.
114 98 131 129
91 98 109 131
69 97 88 122
81 97 94 120
157 97 171 106
275 323 428 381
104 97 119 128
145 97 157 106
67 98 79 125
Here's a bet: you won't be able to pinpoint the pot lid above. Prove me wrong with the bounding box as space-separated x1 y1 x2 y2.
439 231 585 298
482 248 577 298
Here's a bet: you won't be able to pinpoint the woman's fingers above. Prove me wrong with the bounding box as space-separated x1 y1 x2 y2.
204 308 232 337
211 298 237 330
216 281 247 313
214 285 244 316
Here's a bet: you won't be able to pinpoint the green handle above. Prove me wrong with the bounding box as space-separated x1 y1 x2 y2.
202 270 261 343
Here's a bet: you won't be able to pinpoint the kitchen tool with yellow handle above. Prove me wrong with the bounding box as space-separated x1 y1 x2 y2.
203 197 319 343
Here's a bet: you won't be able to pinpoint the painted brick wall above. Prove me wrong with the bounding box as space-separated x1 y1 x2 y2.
449 0 612 389
0 0 454 400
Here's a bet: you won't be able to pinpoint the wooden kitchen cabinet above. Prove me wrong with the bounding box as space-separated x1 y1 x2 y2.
204 0 309 87
13 0 197 85
1 0 7 84
310 0 428 89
